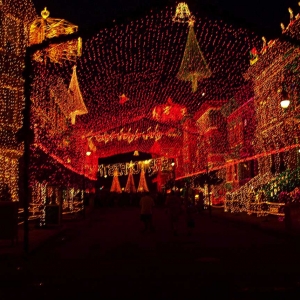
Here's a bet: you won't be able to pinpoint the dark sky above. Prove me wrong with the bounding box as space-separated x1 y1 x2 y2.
32 0 299 39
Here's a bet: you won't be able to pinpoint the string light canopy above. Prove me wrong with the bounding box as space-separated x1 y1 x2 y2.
35 5 259 161
176 18 212 92
152 97 187 122
29 2 262 190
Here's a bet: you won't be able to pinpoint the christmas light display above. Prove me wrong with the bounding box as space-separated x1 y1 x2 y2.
3 0 300 221
152 97 187 122
172 2 193 24
67 66 88 125
98 157 174 177
137 164 149 192
125 167 136 193
42 4 259 168
177 18 212 92
0 0 36 202
29 7 82 64
110 169 122 193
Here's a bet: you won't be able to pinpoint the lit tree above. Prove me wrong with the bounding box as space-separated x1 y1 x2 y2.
110 170 122 193
177 19 212 92
137 164 149 192
125 164 136 193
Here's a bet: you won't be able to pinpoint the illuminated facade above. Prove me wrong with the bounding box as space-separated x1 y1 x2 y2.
1 0 299 223
224 14 300 215
0 0 36 201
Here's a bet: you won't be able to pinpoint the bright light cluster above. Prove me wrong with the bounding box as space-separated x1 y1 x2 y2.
0 0 36 201
33 5 259 171
29 7 82 64
223 12 300 214
4 1 300 218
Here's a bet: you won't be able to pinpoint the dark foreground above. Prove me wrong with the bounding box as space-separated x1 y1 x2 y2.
1 207 300 299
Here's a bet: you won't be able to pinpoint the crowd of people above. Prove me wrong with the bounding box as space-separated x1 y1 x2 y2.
94 189 203 236
139 190 198 236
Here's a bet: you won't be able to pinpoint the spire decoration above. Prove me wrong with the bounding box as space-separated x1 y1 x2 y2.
172 2 193 23
29 7 82 63
68 66 88 124
110 169 122 193
177 20 212 92
288 7 294 21
152 97 187 122
49 66 88 125
125 165 136 193
137 164 149 192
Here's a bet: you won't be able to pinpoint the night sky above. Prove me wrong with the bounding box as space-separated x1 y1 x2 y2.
32 0 298 39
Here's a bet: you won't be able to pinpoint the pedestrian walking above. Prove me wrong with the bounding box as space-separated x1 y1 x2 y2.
185 200 195 235
139 192 155 233
165 191 182 236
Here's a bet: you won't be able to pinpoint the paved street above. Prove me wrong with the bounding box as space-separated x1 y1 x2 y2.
1 207 300 299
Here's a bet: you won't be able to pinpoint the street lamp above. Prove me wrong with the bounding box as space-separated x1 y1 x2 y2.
280 89 291 109
280 99 291 109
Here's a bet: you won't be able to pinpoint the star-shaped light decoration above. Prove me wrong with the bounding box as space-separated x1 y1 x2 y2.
128 160 134 169
119 94 129 104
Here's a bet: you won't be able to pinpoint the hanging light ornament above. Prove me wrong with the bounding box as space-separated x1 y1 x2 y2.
177 17 212 92
68 66 88 124
119 94 129 104
125 164 136 193
137 164 149 192
50 66 88 125
110 169 122 193
152 97 187 122
29 7 82 63
172 2 193 23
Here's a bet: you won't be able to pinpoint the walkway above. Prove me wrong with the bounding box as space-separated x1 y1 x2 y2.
1 207 300 299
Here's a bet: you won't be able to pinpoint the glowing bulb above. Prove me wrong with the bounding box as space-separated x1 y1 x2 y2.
280 99 290 109
86 151 91 156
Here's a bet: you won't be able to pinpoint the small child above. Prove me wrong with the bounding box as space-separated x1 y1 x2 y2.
185 200 195 235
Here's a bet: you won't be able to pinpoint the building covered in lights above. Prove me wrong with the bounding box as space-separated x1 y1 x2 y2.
0 0 36 202
222 16 300 215
1 0 300 222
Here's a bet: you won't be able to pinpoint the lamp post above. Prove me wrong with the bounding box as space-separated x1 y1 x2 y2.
280 89 291 109
205 165 212 218
280 88 300 168
83 151 92 216
171 160 176 191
